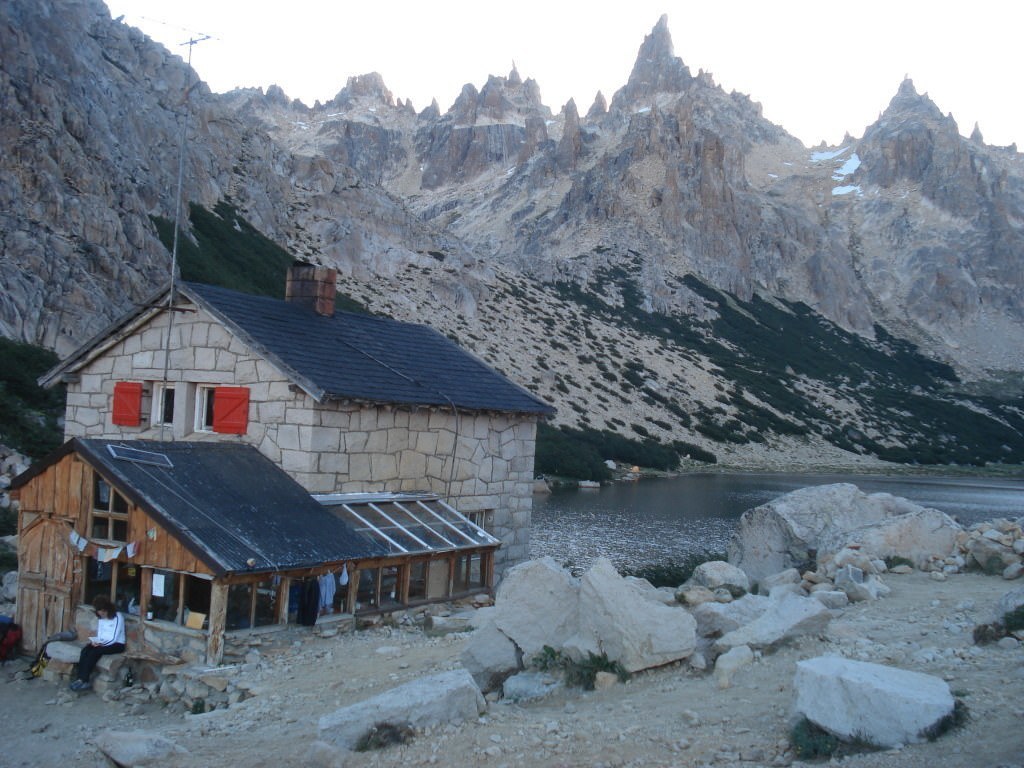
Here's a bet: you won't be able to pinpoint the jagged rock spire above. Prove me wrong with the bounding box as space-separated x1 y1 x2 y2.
609 15 691 112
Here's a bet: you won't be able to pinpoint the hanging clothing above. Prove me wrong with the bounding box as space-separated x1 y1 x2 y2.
318 573 336 612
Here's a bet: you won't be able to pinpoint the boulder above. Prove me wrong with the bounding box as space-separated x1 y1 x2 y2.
46 640 84 664
566 558 696 673
318 669 486 751
811 590 850 609
460 610 522 693
502 670 561 702
491 557 579 660
794 656 956 748
834 565 890 602
966 536 1020 575
728 484 951 584
92 730 189 767
685 561 750 597
675 584 719 606
757 568 801 594
690 593 770 638
714 644 754 689
995 585 1024 623
830 509 961 570
714 593 831 653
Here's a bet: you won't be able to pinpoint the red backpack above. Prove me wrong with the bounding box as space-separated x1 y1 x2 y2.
0 620 22 662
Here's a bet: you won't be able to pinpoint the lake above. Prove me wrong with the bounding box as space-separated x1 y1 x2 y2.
529 471 1024 571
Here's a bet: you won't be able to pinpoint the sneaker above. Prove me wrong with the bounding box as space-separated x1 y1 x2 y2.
68 680 83 691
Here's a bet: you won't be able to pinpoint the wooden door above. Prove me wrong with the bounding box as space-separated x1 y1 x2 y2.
16 515 76 654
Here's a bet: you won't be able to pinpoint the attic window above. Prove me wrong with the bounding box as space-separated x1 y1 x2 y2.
195 385 249 434
151 382 175 427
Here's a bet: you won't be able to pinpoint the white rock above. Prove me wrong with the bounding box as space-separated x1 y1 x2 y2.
758 568 801 594
714 644 754 689
1002 562 1024 580
491 557 579 661
811 590 849 609
502 670 561 701
566 558 696 673
686 561 750 597
93 729 189 766
690 593 770 638
714 593 831 653
460 612 521 693
995 586 1024 623
318 669 485 751
794 656 955 748
728 484 953 583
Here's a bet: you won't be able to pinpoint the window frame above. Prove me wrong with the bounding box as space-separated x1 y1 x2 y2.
90 473 129 543
147 568 212 629
150 382 176 427
194 385 217 433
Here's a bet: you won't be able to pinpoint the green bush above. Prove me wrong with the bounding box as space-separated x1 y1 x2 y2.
530 645 628 690
790 718 839 759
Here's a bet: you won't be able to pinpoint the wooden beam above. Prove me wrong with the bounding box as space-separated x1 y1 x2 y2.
206 582 227 665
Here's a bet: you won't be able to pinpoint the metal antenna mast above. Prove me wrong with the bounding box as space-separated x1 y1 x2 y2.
159 33 210 441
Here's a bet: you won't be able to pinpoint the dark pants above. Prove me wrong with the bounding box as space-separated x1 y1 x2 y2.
76 642 125 683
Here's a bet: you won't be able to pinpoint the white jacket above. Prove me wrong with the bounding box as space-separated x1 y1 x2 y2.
90 612 125 646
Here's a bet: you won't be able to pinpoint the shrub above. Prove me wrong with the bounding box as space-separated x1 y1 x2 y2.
1004 605 1024 633
530 645 628 690
790 718 839 759
919 699 969 742
355 722 415 751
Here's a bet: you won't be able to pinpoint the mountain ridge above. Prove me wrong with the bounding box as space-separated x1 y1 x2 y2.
1 0 1022 468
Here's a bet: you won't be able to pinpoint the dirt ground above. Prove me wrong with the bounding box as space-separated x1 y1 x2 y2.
3 570 1023 768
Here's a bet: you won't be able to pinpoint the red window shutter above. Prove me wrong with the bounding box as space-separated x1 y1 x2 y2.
111 382 143 426
213 387 249 434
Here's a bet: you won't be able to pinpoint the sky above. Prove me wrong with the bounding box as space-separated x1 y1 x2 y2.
103 1 1022 149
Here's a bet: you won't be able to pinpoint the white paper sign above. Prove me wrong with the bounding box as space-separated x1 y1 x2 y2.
152 573 165 597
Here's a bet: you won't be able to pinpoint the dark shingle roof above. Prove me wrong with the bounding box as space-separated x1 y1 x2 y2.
181 282 554 415
70 439 386 576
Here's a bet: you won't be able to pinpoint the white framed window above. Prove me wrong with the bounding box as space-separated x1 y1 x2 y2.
151 382 175 427
194 385 217 432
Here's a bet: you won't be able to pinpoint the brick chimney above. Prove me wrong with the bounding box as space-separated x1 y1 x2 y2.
285 262 337 317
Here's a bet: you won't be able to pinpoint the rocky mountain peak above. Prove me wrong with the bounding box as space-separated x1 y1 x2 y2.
878 77 948 126
447 70 549 125
587 91 608 119
326 72 394 109
610 15 692 111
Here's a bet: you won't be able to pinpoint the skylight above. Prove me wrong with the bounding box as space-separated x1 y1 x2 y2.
106 444 174 468
314 492 499 556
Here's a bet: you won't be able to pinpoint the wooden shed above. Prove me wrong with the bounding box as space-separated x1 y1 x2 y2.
11 438 499 664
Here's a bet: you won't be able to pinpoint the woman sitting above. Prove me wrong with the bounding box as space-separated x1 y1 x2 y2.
69 595 125 691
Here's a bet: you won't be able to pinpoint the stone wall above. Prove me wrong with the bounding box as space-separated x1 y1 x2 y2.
60 301 538 574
